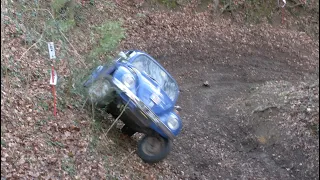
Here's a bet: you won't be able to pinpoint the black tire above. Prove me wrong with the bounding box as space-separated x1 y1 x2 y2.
121 125 136 137
137 134 172 164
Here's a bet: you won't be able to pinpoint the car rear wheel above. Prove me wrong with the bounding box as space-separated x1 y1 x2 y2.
137 134 172 164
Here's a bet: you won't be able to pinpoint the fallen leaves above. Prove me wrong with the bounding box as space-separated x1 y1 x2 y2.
1 0 319 179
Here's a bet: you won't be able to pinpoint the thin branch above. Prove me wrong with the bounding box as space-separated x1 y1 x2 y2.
17 33 44 62
24 8 87 68
220 3 231 15
118 149 136 165
105 100 130 136
287 0 301 4
81 97 89 110
103 84 141 137
91 97 95 122
98 100 130 149
287 3 305 8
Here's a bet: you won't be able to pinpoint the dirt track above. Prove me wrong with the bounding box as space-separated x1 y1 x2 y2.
118 6 319 179
159 42 318 179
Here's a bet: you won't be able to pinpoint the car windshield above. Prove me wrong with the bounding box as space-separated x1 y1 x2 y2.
131 55 178 101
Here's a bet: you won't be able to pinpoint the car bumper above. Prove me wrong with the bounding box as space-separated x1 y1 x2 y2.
112 78 175 139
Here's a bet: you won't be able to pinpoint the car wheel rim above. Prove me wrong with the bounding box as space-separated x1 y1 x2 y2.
142 136 165 156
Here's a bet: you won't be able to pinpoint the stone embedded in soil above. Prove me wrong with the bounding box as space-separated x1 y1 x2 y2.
203 81 210 87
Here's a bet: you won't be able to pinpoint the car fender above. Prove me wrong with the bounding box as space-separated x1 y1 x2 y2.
151 110 183 138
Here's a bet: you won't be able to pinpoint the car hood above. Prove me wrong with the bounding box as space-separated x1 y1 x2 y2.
134 69 174 115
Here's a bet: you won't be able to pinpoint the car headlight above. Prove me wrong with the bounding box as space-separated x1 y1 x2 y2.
167 116 179 130
122 74 135 89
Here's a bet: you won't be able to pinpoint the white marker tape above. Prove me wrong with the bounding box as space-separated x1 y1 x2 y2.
282 0 286 7
50 69 58 85
278 0 286 7
47 42 56 59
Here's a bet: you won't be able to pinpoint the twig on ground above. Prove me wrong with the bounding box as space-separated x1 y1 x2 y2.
118 149 136 166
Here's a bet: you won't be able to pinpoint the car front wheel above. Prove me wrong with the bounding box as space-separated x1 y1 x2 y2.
86 77 115 108
137 134 172 164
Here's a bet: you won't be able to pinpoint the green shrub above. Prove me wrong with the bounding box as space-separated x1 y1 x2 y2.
89 21 126 59
51 0 77 31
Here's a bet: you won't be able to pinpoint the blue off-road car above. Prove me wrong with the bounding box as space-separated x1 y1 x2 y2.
83 50 182 163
